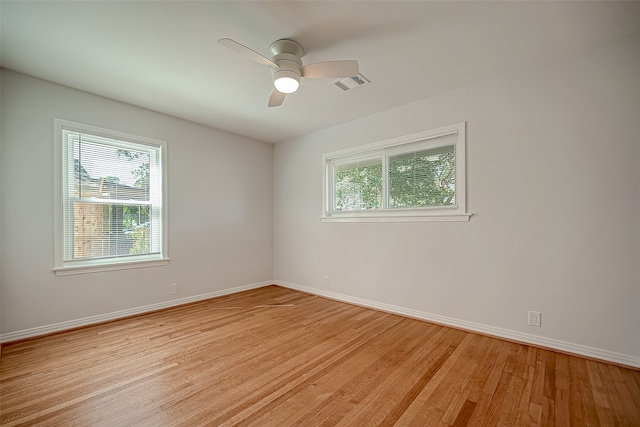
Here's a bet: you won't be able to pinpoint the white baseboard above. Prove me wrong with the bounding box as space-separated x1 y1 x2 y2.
275 280 640 369
0 281 272 344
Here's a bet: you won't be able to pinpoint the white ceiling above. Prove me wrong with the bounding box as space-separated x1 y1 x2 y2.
2 1 640 143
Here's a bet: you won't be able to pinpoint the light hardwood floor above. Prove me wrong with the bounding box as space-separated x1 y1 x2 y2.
1 285 639 426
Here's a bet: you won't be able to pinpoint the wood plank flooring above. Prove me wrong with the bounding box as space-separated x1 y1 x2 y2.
1 285 639 426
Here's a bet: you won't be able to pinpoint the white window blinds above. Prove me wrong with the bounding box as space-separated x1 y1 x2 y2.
333 157 383 211
388 135 457 209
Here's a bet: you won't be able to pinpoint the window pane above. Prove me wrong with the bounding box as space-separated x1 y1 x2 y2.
59 124 164 268
74 139 150 201
71 202 154 260
334 160 382 211
388 144 456 208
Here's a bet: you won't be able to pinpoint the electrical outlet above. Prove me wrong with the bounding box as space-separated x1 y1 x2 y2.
323 276 331 287
528 311 541 327
169 283 178 295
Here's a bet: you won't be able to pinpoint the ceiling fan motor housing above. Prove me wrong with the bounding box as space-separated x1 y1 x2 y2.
269 39 304 57
270 39 304 82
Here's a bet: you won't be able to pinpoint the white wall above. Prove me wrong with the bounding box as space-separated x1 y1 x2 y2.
273 35 640 363
0 70 273 335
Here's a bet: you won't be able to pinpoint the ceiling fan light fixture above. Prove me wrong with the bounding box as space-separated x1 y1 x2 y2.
273 70 300 94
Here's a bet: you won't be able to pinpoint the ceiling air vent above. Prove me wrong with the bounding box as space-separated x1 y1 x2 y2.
333 74 370 91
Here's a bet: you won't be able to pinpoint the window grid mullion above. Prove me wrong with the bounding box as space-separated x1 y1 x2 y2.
381 153 389 209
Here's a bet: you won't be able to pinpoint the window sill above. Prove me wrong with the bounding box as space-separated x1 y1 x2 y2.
53 257 170 276
320 212 472 223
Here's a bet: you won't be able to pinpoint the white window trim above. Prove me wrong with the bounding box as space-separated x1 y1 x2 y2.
321 122 471 223
53 119 169 275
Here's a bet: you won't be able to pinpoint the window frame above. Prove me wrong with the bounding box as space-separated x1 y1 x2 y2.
322 122 470 222
53 119 169 276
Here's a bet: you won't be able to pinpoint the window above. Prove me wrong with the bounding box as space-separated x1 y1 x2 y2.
322 122 470 222
54 119 168 275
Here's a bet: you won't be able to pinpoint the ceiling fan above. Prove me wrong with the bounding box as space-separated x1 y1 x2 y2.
218 38 359 107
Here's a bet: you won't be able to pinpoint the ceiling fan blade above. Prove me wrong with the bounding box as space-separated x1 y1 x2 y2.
218 38 276 67
268 89 286 107
302 60 359 79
